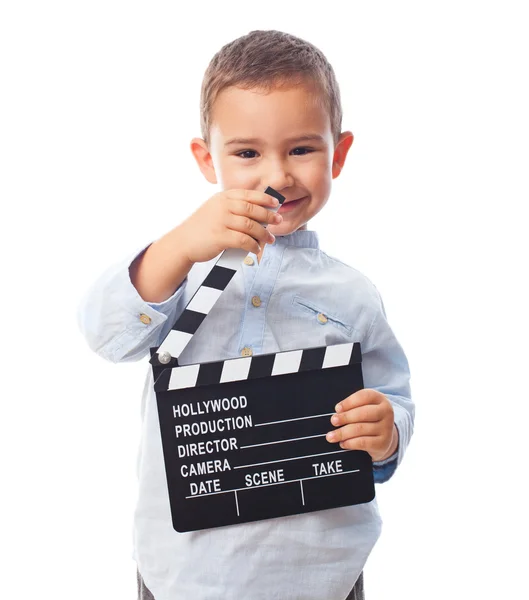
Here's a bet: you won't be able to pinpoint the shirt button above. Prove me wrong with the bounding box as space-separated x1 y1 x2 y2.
251 296 262 307
317 313 328 324
244 256 255 266
241 347 253 357
139 313 151 325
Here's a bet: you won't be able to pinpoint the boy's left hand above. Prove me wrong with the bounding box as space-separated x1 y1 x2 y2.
326 389 398 462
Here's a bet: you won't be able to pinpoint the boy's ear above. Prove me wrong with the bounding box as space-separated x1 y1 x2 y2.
332 131 354 179
190 138 217 184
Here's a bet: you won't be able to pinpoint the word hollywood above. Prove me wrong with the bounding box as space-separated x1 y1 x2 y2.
172 396 248 418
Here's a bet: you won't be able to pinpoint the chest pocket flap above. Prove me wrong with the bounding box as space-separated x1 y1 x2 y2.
291 294 356 337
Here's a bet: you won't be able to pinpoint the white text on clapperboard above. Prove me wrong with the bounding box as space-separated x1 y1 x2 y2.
173 395 345 497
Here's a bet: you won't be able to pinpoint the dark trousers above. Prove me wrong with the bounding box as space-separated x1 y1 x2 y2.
137 569 365 600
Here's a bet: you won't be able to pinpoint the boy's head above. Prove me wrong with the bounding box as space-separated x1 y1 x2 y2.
191 30 353 236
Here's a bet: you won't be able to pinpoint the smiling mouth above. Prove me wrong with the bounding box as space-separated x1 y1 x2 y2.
279 196 307 211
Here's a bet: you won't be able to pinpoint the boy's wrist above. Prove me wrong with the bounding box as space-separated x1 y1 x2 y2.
379 424 399 462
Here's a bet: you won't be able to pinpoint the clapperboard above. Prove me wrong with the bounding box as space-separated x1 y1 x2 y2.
149 187 375 532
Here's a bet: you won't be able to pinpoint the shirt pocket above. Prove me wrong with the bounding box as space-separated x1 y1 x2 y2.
291 295 356 337
262 294 361 355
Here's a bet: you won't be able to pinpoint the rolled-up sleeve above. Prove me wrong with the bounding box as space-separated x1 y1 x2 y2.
362 291 415 483
76 243 188 363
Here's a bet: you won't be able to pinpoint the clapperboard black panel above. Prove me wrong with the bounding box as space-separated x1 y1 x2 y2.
153 342 374 532
149 187 375 532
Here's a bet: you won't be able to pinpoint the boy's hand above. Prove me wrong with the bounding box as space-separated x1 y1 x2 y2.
326 389 398 462
177 189 283 264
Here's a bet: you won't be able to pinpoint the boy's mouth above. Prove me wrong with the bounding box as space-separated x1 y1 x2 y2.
279 196 307 213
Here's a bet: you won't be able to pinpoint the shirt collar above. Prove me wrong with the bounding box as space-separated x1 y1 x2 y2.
274 229 320 250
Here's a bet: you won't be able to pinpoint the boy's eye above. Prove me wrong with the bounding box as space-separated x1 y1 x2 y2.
236 150 258 159
291 147 314 155
235 147 314 159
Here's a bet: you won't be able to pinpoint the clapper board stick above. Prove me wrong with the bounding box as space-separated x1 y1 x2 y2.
149 186 375 532
150 186 286 371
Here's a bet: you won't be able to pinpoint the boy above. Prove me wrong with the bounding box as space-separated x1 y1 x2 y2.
78 29 414 600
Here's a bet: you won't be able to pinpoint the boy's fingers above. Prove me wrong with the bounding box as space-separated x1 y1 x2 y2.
330 405 381 427
326 422 380 443
335 389 386 413
225 229 261 255
230 201 282 227
337 437 381 453
227 189 280 206
226 214 274 246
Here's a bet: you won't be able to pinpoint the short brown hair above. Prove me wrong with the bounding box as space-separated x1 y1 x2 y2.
200 30 343 145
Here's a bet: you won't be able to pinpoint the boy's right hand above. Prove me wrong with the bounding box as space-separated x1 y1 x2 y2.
176 189 283 264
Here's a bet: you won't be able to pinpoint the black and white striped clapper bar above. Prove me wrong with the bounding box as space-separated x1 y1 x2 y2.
149 187 375 532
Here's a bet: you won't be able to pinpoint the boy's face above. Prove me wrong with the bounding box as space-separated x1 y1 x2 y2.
191 81 353 236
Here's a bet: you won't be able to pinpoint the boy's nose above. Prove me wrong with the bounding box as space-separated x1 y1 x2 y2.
264 167 294 192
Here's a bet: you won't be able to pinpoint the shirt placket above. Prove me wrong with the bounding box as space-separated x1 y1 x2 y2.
237 243 283 357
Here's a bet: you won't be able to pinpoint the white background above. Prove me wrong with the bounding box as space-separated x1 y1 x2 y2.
1 1 528 598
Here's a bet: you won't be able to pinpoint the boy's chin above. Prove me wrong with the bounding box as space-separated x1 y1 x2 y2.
269 218 308 237
269 225 292 237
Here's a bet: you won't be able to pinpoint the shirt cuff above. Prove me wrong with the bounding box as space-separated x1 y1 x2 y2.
107 243 188 361
372 402 409 483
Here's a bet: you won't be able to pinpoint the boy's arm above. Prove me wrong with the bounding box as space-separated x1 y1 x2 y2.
129 225 194 303
76 242 191 363
362 290 415 483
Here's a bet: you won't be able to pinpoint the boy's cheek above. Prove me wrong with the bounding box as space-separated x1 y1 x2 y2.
218 164 258 189
298 162 332 191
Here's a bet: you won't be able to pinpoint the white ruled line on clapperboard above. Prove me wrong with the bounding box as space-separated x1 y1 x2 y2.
186 471 361 515
183 413 358 512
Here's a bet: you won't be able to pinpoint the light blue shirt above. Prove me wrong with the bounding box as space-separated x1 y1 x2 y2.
77 229 414 600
